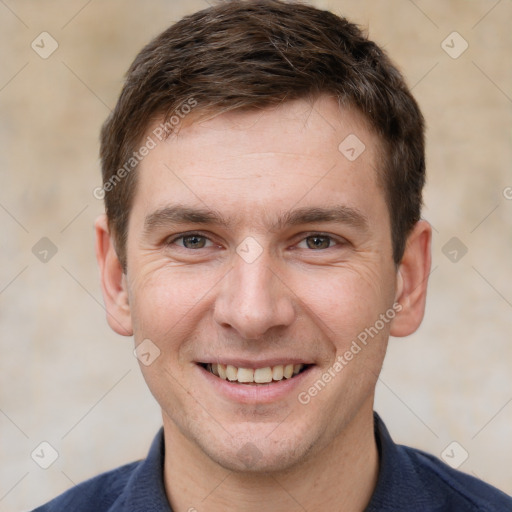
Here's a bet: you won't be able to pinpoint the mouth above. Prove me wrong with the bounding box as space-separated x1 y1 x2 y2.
198 362 312 385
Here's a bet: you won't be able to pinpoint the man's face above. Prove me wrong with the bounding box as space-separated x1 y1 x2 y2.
117 96 402 471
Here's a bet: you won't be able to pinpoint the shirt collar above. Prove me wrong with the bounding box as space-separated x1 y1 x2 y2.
110 412 441 511
109 427 172 512
365 412 443 511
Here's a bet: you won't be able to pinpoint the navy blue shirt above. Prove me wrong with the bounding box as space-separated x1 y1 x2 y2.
32 413 512 511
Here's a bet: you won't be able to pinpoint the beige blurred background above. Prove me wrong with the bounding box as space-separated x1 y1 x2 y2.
0 0 511 510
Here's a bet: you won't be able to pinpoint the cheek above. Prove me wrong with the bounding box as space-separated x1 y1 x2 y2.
128 263 226 369
295 268 395 389
301 266 392 342
128 266 203 340
128 270 205 412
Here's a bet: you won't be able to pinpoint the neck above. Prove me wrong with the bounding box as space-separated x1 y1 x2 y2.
162 404 379 512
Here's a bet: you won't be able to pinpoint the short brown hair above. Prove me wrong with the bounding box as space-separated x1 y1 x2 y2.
100 0 425 269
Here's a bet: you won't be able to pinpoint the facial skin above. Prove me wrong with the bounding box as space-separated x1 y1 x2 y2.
96 95 431 511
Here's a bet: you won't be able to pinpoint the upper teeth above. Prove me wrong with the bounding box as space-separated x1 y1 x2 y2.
207 363 304 383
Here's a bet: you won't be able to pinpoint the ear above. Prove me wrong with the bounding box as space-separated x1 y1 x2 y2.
390 220 432 337
95 214 133 336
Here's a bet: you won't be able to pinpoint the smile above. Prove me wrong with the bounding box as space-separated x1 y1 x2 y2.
200 363 310 384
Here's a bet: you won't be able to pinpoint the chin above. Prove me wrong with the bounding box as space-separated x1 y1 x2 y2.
192 423 318 474
208 443 311 474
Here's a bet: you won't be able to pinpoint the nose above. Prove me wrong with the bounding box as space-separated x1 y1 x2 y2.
213 252 296 340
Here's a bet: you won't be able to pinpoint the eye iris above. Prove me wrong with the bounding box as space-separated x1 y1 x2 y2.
307 236 330 250
183 235 206 249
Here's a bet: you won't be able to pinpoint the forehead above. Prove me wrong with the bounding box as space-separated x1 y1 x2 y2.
131 96 387 231
162 96 379 159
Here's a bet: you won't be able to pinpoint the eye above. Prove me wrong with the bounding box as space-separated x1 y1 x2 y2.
297 234 340 250
168 233 214 249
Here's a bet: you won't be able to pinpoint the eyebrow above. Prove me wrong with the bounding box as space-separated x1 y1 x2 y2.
143 204 369 236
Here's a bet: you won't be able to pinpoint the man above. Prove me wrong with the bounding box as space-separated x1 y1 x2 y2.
34 1 512 510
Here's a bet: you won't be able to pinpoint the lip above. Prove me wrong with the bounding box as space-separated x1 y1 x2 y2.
196 363 315 404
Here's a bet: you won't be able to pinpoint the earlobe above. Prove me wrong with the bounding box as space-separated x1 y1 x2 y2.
95 215 133 336
390 220 432 338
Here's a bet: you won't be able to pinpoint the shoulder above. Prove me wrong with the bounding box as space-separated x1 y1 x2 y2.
31 428 169 512
400 444 512 511
369 413 512 511
30 460 141 512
